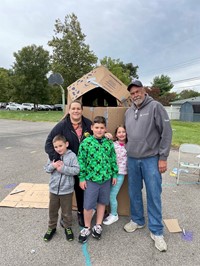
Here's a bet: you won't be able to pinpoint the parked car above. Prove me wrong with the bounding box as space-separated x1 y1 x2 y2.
6 103 24 111
53 104 63 111
21 103 34 111
0 102 8 109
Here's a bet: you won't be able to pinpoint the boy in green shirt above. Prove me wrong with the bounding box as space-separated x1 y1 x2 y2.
78 116 118 243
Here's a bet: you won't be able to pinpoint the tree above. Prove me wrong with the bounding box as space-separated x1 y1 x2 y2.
0 68 14 102
178 89 200 99
100 56 138 85
147 87 177 106
151 75 173 96
48 13 98 90
12 45 50 105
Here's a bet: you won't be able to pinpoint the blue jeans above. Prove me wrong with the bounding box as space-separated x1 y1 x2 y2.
110 174 125 215
128 156 163 235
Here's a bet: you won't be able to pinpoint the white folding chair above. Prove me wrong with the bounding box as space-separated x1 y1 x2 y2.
177 143 200 185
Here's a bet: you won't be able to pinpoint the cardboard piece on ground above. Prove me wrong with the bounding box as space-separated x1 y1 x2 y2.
0 183 79 210
163 219 182 233
0 183 49 208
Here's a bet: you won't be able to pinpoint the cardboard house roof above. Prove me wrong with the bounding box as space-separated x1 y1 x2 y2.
67 65 130 105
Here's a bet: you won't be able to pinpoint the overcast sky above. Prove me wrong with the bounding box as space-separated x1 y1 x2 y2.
1 0 200 92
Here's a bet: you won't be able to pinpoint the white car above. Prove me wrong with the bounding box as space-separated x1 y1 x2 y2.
6 103 24 111
21 103 34 111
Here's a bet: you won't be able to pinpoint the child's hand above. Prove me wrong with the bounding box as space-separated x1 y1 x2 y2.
112 178 117 185
79 181 87 190
52 160 63 171
105 132 113 140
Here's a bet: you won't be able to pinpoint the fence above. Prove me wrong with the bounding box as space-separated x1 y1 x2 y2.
164 106 180 120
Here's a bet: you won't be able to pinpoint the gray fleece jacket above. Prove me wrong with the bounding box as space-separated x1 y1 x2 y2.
44 149 80 195
125 94 172 160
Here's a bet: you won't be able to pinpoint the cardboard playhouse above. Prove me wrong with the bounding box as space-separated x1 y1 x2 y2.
67 65 131 216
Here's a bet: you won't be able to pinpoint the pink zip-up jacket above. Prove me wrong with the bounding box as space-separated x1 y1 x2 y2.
114 141 127 175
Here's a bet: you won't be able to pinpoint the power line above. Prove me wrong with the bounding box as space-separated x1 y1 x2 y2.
172 76 200 84
143 56 200 75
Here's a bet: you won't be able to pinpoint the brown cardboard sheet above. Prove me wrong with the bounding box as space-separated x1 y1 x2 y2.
163 219 182 233
0 183 49 208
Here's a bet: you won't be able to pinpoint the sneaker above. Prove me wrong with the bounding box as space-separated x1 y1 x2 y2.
150 232 167 252
43 228 56 241
65 227 74 241
92 224 102 240
77 212 85 227
78 227 91 243
124 220 144 233
103 214 119 225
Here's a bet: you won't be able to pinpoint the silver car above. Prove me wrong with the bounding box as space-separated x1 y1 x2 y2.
6 103 24 111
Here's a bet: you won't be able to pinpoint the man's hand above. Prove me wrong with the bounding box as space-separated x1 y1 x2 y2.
158 160 167 173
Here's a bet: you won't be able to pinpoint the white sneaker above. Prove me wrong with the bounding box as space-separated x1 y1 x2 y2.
103 214 119 225
124 220 144 232
150 232 167 252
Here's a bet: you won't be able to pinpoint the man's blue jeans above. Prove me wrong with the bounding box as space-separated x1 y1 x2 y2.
128 156 163 235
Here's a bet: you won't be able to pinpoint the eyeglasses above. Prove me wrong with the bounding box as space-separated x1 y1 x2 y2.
134 109 138 120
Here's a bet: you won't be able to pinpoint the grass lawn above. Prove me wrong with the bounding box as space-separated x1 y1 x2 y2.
0 110 63 122
0 110 200 147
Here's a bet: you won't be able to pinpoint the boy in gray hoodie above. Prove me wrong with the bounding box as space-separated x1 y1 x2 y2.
44 135 80 242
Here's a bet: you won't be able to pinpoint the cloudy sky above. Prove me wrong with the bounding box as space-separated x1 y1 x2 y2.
1 0 200 92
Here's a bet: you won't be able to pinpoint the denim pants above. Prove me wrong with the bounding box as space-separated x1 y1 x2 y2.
128 156 163 235
110 174 125 215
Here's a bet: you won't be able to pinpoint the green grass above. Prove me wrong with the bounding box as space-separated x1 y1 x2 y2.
171 120 200 147
1 111 200 147
0 110 63 122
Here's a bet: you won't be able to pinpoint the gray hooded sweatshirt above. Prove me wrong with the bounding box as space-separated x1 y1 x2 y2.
44 149 80 195
125 94 172 161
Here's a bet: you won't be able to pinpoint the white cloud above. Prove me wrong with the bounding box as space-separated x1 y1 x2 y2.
1 0 200 91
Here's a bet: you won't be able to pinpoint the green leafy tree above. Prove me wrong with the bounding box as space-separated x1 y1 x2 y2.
100 56 138 85
147 86 177 106
48 13 98 91
0 68 15 102
178 89 200 99
12 45 50 105
151 74 173 96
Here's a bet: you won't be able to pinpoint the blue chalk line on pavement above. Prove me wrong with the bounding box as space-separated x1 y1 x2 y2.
82 242 92 266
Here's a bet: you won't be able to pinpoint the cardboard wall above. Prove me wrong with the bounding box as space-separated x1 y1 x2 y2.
82 106 128 136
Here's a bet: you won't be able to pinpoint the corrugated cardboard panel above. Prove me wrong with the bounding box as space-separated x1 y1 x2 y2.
67 66 130 106
83 106 128 135
0 183 49 208
116 176 130 216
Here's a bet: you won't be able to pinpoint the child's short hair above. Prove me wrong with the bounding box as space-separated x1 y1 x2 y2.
53 134 67 143
93 116 106 126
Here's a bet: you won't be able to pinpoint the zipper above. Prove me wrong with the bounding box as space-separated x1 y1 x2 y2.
57 156 63 194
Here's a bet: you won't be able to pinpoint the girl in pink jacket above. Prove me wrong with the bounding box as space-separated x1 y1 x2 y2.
103 125 127 225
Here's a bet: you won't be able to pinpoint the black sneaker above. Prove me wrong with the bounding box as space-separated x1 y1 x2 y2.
77 212 85 227
92 224 102 240
78 227 91 244
65 227 74 241
44 228 56 241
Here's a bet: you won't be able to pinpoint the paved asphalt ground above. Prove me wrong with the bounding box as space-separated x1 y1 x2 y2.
0 119 200 266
